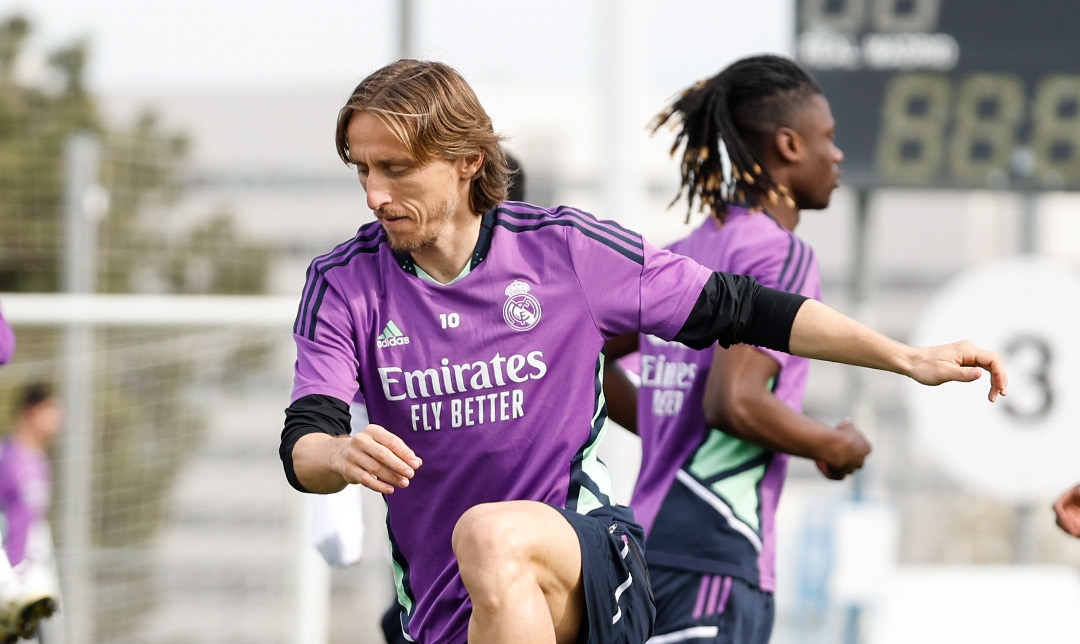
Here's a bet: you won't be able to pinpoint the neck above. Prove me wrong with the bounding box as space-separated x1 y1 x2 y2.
12 426 44 453
754 197 800 232
411 209 484 284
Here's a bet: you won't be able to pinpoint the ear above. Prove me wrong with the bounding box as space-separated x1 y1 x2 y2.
774 127 803 164
458 151 484 179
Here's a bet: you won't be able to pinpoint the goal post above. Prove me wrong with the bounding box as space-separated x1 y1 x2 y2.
1 293 330 644
0 293 299 327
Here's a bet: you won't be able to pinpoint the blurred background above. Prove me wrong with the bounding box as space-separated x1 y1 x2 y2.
0 0 1079 642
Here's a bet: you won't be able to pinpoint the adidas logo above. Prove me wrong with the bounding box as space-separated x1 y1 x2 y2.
376 320 411 348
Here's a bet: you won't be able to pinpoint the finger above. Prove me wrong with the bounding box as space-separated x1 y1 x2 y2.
953 366 983 383
365 425 422 470
987 362 1008 402
354 452 416 488
816 460 846 481
340 430 419 493
349 468 398 495
966 347 1007 401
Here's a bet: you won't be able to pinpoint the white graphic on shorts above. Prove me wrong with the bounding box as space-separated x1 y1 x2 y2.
502 280 542 332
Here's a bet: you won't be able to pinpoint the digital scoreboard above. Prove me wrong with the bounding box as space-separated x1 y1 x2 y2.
796 0 1080 190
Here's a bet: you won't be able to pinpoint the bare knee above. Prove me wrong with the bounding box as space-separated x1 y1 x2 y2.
454 504 528 572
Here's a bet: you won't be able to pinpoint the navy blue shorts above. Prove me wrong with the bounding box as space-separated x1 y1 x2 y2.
553 504 656 644
648 566 774 644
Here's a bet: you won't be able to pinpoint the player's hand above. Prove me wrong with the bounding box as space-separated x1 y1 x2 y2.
1053 484 1080 538
332 424 422 495
815 418 871 481
906 340 1008 402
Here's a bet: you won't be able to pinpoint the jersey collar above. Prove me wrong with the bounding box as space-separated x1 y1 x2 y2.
390 204 499 277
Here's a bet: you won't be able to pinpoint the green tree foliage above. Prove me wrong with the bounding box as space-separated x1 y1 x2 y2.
0 14 274 641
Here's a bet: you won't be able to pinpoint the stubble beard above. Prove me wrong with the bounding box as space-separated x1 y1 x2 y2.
383 195 459 254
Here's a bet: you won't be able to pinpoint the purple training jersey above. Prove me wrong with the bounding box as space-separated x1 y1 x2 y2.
631 207 821 593
0 438 51 566
291 203 710 643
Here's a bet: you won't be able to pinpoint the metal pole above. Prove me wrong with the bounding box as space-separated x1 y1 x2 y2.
1013 188 1038 563
293 495 330 644
59 132 103 644
599 0 649 230
399 0 415 58
842 188 874 644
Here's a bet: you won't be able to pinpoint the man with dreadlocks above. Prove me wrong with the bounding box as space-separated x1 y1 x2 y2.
604 54 872 643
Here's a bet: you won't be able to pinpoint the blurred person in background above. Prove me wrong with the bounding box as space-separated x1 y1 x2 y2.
0 349 61 642
278 58 1006 644
1054 484 1080 538
0 384 63 571
603 54 871 644
0 305 13 367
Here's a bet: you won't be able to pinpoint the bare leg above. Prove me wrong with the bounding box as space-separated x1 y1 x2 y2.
452 501 585 644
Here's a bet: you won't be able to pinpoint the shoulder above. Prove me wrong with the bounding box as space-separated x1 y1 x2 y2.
725 209 807 252
493 202 645 261
494 202 637 236
716 211 816 289
305 221 387 280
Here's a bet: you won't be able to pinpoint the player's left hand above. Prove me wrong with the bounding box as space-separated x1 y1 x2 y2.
906 340 1008 402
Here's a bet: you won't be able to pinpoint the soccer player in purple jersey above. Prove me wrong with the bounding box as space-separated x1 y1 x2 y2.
0 305 14 366
278 59 1007 644
0 367 61 643
604 55 874 644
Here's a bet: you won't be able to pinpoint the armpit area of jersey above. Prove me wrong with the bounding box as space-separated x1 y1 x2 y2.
280 394 352 492
674 272 806 352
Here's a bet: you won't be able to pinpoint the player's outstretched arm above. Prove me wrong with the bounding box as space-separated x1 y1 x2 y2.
787 299 1008 402
1053 484 1080 538
293 426 422 495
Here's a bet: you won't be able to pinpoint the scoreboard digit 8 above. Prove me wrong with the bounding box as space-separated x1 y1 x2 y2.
796 0 1080 190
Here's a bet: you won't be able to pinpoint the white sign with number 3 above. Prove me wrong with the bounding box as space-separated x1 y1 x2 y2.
906 256 1080 502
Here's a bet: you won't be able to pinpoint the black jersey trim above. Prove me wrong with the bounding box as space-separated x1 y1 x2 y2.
695 451 774 488
778 236 815 295
385 519 416 639
788 244 815 295
494 218 645 265
295 226 385 340
776 235 803 292
470 205 498 268
496 204 643 252
389 206 499 273
565 356 613 513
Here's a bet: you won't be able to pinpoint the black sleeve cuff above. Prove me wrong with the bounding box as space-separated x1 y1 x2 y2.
673 272 807 352
743 285 807 353
280 394 351 493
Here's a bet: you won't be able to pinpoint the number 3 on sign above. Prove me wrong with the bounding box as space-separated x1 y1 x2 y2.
905 257 1080 502
1001 334 1053 422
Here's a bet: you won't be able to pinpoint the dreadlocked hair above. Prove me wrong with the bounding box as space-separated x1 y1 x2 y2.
652 54 823 223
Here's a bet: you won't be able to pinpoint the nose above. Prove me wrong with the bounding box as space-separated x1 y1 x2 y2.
834 144 845 164
365 173 392 211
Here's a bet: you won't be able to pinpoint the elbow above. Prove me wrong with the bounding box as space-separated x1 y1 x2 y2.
703 390 757 440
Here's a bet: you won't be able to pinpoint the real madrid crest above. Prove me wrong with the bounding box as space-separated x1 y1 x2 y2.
502 280 541 332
